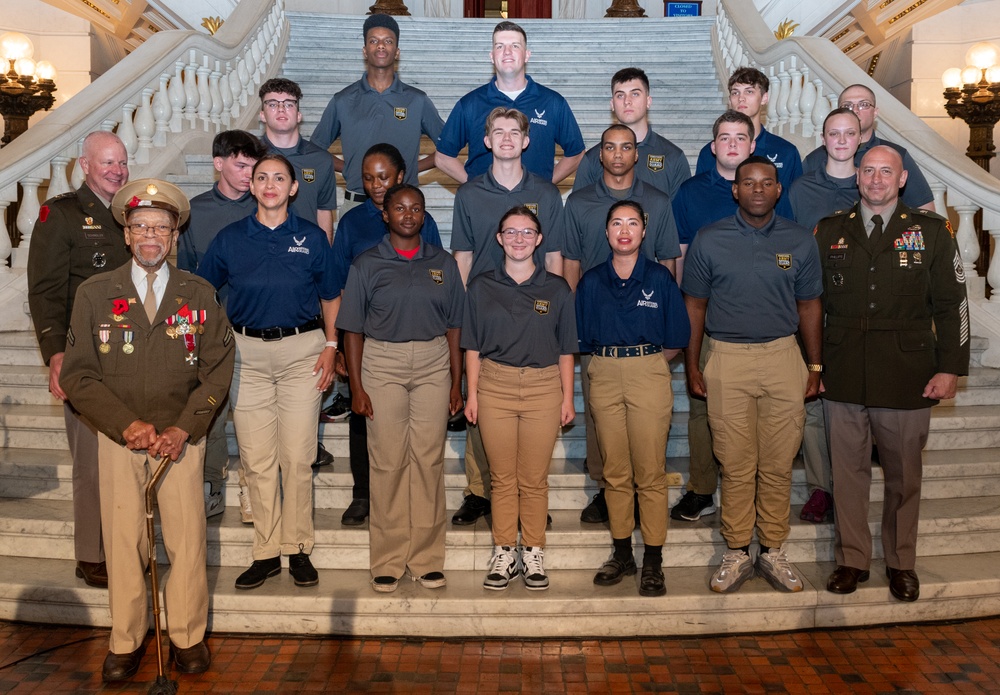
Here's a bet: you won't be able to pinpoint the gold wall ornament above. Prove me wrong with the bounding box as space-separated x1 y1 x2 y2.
201 17 224 35
774 19 799 41
868 52 881 76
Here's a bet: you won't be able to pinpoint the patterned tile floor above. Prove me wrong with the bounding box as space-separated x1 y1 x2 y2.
1 617 999 693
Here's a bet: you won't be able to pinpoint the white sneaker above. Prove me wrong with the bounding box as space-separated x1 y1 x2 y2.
238 485 253 524
709 548 755 593
205 483 224 519
756 547 804 592
520 546 549 591
483 545 519 591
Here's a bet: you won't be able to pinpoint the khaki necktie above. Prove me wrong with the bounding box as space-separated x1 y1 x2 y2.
870 214 884 249
144 271 158 323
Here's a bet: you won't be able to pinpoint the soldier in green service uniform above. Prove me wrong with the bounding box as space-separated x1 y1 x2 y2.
816 146 970 603
27 130 132 589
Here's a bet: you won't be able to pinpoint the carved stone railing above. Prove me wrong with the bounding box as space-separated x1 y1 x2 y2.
715 0 1000 366
0 0 289 331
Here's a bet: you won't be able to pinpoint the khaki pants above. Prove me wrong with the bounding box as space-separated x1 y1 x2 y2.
231 331 323 559
477 360 563 548
705 335 806 549
825 400 930 571
579 354 604 486
363 337 450 579
588 352 672 546
65 403 103 563
686 334 720 495
98 434 207 654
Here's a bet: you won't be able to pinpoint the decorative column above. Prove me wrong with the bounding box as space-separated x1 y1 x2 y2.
605 0 646 17
368 1 410 15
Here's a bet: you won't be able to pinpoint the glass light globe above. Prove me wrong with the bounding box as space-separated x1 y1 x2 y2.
0 32 33 62
988 65 1000 85
965 42 1000 71
942 67 963 89
34 60 56 81
14 57 36 78
962 65 982 85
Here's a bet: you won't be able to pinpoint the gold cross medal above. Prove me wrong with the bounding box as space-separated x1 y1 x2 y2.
186 352 198 365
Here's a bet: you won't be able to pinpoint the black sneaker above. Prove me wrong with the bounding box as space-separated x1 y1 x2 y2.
320 394 351 422
312 442 334 469
670 491 716 522
288 552 318 587
452 494 490 525
235 557 281 590
580 490 609 523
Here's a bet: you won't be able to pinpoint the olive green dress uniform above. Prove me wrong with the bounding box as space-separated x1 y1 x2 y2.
27 185 132 567
815 203 969 571
61 262 235 655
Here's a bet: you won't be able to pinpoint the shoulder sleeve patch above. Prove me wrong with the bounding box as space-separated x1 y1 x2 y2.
39 206 49 223
224 326 233 347
946 220 955 238
66 326 74 347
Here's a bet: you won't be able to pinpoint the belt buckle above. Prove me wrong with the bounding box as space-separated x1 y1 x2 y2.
609 347 618 358
260 327 283 342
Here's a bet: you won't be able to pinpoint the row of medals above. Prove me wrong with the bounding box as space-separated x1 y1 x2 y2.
98 316 204 354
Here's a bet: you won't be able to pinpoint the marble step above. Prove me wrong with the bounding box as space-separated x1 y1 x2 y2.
1 553 998 638
0 331 45 367
2 495 999 571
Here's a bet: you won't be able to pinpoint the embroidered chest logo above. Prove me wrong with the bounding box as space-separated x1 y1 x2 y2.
394 106 407 121
534 300 550 315
301 169 316 183
524 203 539 216
637 289 658 309
429 269 444 285
776 253 792 270
646 155 664 172
288 236 310 254
766 153 783 168
530 109 548 127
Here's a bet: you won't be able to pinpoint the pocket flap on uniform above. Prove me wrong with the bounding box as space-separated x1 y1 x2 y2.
824 326 845 345
897 330 935 352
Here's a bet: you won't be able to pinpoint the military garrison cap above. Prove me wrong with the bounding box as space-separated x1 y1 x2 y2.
111 178 190 227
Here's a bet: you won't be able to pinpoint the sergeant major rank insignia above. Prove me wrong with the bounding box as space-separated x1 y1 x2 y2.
776 253 792 270
429 269 444 285
647 155 664 172
534 300 550 315
302 169 316 183
394 107 407 121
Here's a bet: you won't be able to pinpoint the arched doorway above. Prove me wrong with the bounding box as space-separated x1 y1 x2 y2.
464 0 552 18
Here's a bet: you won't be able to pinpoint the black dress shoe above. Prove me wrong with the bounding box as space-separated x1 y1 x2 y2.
826 565 870 594
580 490 609 523
102 646 144 682
289 552 319 587
451 494 490 525
341 498 370 526
76 561 108 588
171 640 210 674
235 556 281 590
593 556 637 586
639 563 666 597
886 567 920 602
312 442 334 469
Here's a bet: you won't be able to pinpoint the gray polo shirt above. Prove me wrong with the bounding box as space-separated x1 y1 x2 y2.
310 74 444 192
461 263 577 369
681 212 822 343
564 177 680 274
178 184 257 274
451 167 565 281
571 128 691 199
262 134 337 225
789 167 860 232
337 236 464 342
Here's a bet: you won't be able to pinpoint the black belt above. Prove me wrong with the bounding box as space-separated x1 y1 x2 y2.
593 344 663 358
344 190 368 202
233 318 322 341
825 316 932 331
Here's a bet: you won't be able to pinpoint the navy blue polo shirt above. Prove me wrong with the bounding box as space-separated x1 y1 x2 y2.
789 167 859 231
695 126 803 190
436 75 585 181
680 212 822 343
331 198 443 294
462 263 577 369
672 167 794 245
572 128 691 199
197 213 337 329
803 131 934 208
576 255 690 353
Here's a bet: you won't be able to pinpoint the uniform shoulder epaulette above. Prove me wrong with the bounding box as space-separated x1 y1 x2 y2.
48 191 77 202
911 208 947 221
820 209 851 222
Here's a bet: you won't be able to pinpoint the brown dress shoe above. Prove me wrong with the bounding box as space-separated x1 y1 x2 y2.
102 646 144 682
886 567 920 602
171 640 211 674
75 561 108 588
826 565 870 594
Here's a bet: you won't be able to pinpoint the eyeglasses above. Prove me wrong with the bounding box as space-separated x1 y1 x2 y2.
841 100 875 111
501 228 538 239
128 224 174 237
263 99 298 111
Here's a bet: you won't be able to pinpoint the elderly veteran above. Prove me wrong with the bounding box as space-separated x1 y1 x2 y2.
61 179 235 682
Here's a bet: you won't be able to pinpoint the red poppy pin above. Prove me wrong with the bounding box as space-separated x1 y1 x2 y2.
112 299 130 315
